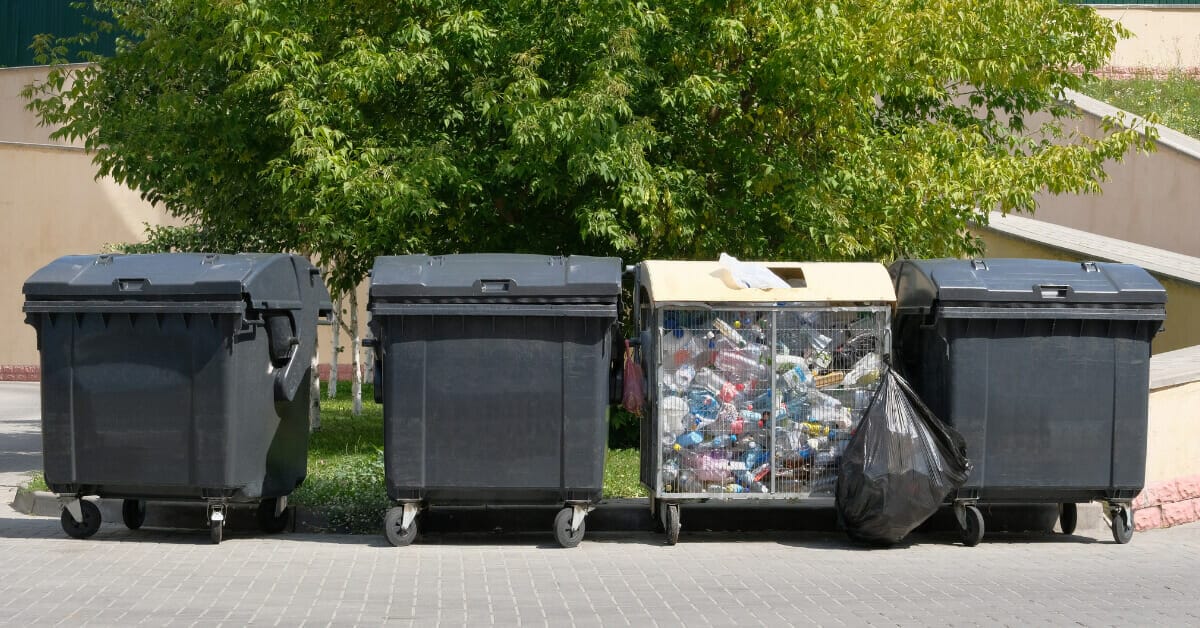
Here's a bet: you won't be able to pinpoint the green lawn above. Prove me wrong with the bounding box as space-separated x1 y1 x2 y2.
1081 71 1200 138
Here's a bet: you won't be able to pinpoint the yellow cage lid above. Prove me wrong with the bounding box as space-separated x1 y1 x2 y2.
640 260 896 305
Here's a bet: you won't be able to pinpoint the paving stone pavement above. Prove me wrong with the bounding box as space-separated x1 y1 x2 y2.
4 383 1200 626
1 498 1199 626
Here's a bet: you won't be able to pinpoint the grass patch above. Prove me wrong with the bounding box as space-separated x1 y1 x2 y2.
1081 71 1200 138
289 381 390 533
603 448 646 499
21 471 48 493
292 381 644 533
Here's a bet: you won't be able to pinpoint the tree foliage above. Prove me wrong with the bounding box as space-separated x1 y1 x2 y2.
27 0 1155 293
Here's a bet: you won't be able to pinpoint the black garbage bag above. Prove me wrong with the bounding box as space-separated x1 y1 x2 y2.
836 368 971 545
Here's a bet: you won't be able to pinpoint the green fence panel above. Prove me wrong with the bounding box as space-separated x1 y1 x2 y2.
1 0 116 68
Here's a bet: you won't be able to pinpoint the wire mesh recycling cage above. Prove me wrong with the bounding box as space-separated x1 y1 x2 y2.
633 260 896 544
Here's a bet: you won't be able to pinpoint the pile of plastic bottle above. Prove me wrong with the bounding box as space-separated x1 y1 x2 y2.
657 309 884 497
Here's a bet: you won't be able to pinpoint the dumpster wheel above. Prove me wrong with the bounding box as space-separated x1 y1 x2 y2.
663 504 681 546
1110 504 1134 545
208 503 227 545
384 506 419 547
60 500 101 539
121 499 146 530
1058 503 1077 535
959 505 984 547
553 507 587 548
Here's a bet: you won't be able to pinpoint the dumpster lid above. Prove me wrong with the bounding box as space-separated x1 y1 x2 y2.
23 253 316 311
892 258 1168 306
640 260 896 305
369 254 621 299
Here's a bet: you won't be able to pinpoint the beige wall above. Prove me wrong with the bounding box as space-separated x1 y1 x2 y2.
976 229 1200 355
1097 8 1200 70
0 65 82 147
0 144 172 370
1030 91 1200 259
0 65 372 377
1146 379 1200 484
2 65 168 372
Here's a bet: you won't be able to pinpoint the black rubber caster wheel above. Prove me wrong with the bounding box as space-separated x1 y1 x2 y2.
960 505 984 547
121 499 146 531
61 500 101 539
256 498 290 534
1111 505 1134 544
384 507 419 547
651 499 665 533
210 520 223 545
664 504 681 546
1059 503 1078 535
554 508 586 548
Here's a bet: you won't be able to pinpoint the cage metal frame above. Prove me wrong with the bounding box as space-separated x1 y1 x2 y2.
644 301 892 504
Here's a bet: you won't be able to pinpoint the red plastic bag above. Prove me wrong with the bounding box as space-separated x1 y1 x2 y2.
622 340 646 416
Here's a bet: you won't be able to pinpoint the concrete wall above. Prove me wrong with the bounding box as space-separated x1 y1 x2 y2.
1096 8 1200 71
1145 380 1200 485
1133 345 1200 530
1030 91 1200 260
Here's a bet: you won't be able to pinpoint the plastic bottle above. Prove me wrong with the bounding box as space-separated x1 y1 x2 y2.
674 364 697 390
718 382 745 405
660 395 690 433
671 335 709 368
715 350 768 382
781 363 814 392
687 390 720 422
661 459 679 488
744 448 769 470
800 422 829 437
676 470 702 493
677 449 733 483
739 409 762 424
693 368 727 395
698 434 737 451
842 352 881 387
675 431 704 448
712 318 746 347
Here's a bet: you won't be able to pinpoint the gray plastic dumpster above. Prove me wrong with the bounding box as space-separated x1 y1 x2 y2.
23 253 331 544
369 254 621 548
890 258 1166 545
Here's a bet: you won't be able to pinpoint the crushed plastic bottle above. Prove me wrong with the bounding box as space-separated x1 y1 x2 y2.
687 390 720 422
712 318 747 347
842 352 881 387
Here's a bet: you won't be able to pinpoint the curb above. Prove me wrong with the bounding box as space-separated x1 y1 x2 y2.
12 488 1106 536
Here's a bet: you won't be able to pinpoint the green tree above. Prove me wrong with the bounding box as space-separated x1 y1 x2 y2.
27 0 1155 295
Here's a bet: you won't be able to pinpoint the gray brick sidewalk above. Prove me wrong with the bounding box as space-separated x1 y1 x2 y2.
1 496 1198 626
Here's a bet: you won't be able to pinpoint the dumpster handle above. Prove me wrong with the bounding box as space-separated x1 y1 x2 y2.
1037 284 1072 299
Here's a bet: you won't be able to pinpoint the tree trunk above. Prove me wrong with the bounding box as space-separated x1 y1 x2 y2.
309 326 321 432
350 290 363 416
328 294 341 399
